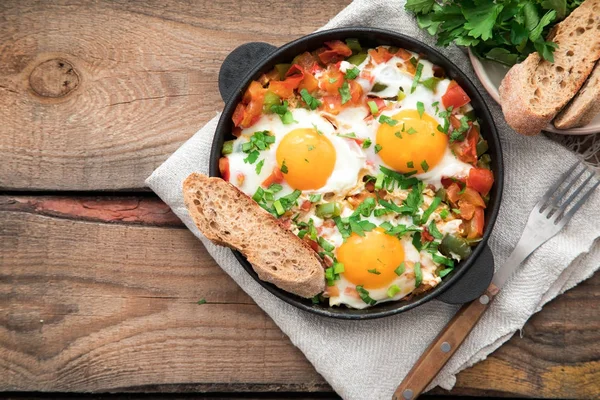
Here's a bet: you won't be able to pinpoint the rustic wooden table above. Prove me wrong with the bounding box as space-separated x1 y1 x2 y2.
1 1 599 398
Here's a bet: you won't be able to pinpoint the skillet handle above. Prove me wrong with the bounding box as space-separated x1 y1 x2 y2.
218 42 277 104
436 243 494 304
393 283 500 400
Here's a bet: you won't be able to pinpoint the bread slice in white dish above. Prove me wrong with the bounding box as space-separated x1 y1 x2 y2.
499 0 600 135
183 173 325 298
554 61 600 129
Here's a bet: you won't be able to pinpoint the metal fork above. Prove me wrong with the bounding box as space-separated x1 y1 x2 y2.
394 161 599 400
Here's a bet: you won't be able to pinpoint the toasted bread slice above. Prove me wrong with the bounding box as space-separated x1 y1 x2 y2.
499 0 600 135
183 173 325 298
554 61 600 129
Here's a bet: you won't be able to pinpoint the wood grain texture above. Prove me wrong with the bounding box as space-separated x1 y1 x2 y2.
0 0 351 191
1 197 599 397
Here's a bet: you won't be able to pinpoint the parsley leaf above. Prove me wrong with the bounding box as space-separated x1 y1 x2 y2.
255 159 264 174
416 101 425 119
270 101 296 124
374 144 382 153
243 150 259 164
405 0 435 13
414 262 423 287
421 160 429 172
379 115 398 126
339 81 351 104
299 89 322 110
411 63 423 93
280 160 288 174
362 138 372 148
367 268 381 275
345 66 361 80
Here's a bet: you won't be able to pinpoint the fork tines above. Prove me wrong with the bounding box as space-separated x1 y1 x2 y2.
537 161 600 224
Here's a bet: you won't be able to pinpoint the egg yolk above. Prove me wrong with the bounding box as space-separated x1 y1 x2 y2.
336 228 405 289
276 128 336 190
376 109 448 174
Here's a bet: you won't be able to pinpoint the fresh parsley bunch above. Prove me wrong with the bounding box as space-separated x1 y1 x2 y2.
405 0 583 65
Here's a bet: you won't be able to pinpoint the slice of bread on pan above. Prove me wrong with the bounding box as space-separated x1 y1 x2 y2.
183 173 325 298
554 61 600 129
499 0 600 135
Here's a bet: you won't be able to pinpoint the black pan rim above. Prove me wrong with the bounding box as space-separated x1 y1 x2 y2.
209 27 504 320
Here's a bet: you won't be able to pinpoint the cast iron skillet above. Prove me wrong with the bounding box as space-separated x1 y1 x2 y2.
209 28 504 320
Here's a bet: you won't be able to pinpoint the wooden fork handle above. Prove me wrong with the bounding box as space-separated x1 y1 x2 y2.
393 283 500 400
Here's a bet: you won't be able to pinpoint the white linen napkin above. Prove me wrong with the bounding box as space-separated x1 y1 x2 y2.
146 1 600 398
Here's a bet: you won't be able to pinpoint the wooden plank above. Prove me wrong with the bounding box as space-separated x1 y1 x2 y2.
1 197 599 397
0 0 351 191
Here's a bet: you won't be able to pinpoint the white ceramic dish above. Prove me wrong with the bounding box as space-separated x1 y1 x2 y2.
468 49 600 135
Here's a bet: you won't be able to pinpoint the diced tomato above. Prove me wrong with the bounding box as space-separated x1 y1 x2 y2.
293 52 318 72
451 124 479 165
319 66 344 94
467 168 494 196
320 95 343 114
324 40 353 57
279 218 292 230
366 97 386 116
258 69 280 86
368 46 394 64
298 72 319 92
458 201 476 220
460 187 486 208
450 115 462 130
349 80 363 104
422 228 434 242
305 238 320 252
232 127 242 137
317 40 352 64
261 167 284 187
344 287 361 299
446 183 461 205
240 81 265 128
360 69 374 82
441 176 465 189
219 157 230 181
351 137 364 146
432 65 446 78
396 48 412 61
232 103 245 127
236 173 245 187
467 207 485 239
301 200 312 211
442 80 471 109
326 285 340 297
365 181 375 192
268 67 304 99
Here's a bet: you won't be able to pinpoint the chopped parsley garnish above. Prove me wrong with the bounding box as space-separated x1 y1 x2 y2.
450 116 470 143
338 132 357 139
407 161 414 168
395 262 406 276
333 262 345 274
412 231 422 251
243 150 260 164
269 183 283 193
339 80 351 104
374 144 382 153
452 208 461 214
356 285 377 305
438 267 454 278
299 89 322 110
307 145 315 151
270 101 296 124
328 77 338 83
421 160 429 172
416 101 425 119
414 262 423 287
428 220 444 240
255 159 264 174
421 196 441 224
378 165 419 191
280 160 288 174
379 115 398 126
395 131 403 139
387 285 401 298
317 236 335 252
409 57 418 67
433 253 455 267
309 194 321 203
345 66 361 80
420 77 441 92
352 197 377 217
367 268 381 275
242 131 275 165
197 298 207 305
407 127 417 135
367 100 379 115
410 62 423 93
362 138 372 148
440 209 449 219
